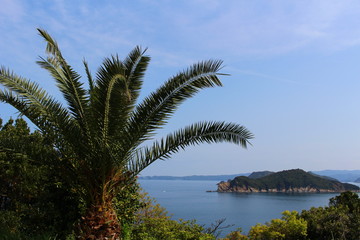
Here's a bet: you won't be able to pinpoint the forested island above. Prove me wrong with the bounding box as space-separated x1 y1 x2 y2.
217 169 360 193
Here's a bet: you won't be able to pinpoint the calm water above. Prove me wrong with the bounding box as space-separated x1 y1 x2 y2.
139 180 360 236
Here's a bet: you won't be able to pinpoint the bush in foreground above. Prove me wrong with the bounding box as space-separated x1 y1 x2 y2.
222 191 360 240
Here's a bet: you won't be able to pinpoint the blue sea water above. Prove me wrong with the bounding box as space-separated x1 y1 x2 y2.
139 180 360 236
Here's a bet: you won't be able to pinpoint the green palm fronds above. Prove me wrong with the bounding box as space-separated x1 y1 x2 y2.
129 121 253 175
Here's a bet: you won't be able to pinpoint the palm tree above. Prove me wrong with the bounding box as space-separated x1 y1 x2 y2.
0 29 253 239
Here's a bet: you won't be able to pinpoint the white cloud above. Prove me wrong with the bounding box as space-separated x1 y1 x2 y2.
3 0 360 62
153 0 360 56
2 0 360 72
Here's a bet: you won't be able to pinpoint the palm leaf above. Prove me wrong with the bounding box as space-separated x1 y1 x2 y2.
83 59 94 93
104 46 150 138
90 47 150 143
0 67 83 154
128 121 253 175
123 60 226 154
37 29 89 135
122 46 150 105
91 55 128 142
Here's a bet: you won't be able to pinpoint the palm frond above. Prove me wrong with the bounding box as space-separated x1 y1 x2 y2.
0 67 82 153
123 60 226 153
92 55 133 142
128 121 253 175
103 46 150 140
37 28 63 58
0 88 39 121
123 46 150 104
83 59 94 93
37 29 89 135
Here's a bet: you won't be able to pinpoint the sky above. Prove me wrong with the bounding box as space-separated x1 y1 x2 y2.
1 0 360 176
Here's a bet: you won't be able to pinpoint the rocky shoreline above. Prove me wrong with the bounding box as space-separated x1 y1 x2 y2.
215 169 360 193
216 181 360 193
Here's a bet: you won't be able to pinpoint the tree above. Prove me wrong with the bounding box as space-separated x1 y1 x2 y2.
0 29 253 239
301 191 360 240
223 228 249 240
329 191 360 212
0 118 80 238
247 211 307 240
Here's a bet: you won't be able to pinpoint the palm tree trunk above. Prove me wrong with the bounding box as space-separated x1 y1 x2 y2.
78 202 121 240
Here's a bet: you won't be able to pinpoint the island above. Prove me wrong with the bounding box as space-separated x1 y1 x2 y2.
217 169 360 193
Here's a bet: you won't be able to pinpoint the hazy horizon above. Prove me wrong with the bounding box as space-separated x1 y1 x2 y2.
1 0 360 176
140 169 360 177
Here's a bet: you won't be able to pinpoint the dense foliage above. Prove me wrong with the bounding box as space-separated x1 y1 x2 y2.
228 169 359 192
222 211 307 240
0 118 80 238
0 118 219 239
301 191 360 240
247 171 274 179
247 211 307 240
223 191 360 240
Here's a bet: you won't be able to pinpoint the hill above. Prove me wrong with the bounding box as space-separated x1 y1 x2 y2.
248 171 274 179
217 169 360 193
310 170 360 182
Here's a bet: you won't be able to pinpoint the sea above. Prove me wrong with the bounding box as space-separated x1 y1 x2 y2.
139 180 360 237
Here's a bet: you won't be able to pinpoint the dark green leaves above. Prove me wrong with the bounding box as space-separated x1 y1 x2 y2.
0 67 75 136
90 47 150 142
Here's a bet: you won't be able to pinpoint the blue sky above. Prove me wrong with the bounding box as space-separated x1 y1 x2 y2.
1 0 360 176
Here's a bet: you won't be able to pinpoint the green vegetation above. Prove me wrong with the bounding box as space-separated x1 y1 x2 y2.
247 171 274 179
0 28 253 238
222 211 307 240
220 169 359 192
248 211 307 240
0 118 80 238
0 118 216 239
301 191 360 240
222 191 360 240
131 218 215 240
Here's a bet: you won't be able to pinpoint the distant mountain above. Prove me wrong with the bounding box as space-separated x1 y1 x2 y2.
310 170 360 182
217 169 360 193
248 171 274 179
139 173 250 181
308 172 339 181
355 177 360 183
